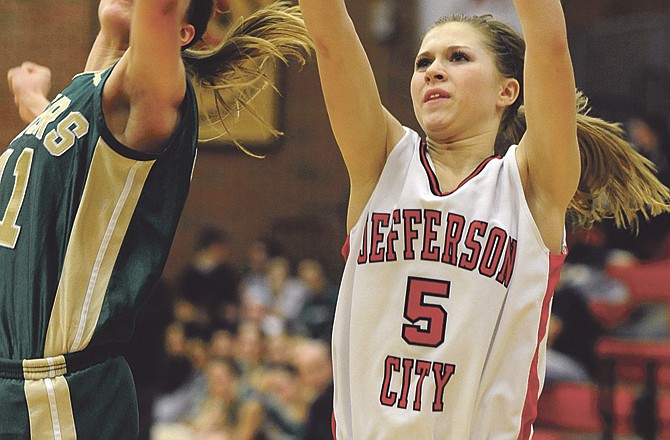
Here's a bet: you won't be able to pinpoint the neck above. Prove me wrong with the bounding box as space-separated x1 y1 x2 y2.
424 131 497 193
425 131 496 169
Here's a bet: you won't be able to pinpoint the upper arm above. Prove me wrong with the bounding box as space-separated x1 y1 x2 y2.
103 0 189 152
514 0 579 247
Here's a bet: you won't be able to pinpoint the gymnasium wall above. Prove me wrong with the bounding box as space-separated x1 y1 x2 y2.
1 0 668 282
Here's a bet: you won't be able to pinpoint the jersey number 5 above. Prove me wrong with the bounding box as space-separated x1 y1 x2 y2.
402 276 450 347
0 148 34 249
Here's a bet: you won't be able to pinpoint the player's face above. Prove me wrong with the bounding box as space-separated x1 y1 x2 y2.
410 22 505 142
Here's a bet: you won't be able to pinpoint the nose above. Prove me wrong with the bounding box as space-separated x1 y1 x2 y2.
424 62 446 83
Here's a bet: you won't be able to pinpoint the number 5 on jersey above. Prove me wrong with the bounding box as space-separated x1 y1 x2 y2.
402 276 450 347
0 148 34 249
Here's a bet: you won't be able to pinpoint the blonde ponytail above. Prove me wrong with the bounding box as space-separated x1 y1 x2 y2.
502 92 670 230
569 93 670 230
182 1 313 155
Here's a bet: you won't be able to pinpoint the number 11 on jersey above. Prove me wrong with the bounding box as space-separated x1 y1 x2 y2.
0 148 34 249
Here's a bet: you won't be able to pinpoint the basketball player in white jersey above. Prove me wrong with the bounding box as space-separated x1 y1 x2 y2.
298 0 670 438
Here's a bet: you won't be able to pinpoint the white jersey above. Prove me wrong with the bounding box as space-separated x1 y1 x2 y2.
332 127 565 440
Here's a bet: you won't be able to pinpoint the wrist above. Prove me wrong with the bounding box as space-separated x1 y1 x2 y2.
17 92 49 122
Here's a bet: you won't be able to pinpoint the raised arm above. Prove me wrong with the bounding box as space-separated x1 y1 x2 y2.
102 0 193 153
298 0 405 229
84 0 131 72
514 0 580 252
7 62 51 123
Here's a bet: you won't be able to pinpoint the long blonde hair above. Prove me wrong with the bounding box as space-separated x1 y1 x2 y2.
182 1 313 155
430 14 670 230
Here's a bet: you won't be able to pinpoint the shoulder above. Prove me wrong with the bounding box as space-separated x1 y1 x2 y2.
387 126 422 160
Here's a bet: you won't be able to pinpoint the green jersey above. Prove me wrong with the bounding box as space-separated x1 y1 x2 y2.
0 65 198 439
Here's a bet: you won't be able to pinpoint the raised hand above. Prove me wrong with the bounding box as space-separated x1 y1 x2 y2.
7 61 52 123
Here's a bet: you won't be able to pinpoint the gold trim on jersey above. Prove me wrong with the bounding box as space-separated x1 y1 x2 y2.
44 138 155 356
25 376 77 440
28 136 154 436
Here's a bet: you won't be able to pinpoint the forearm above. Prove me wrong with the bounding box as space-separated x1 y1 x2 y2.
298 0 352 55
15 93 50 123
513 0 569 49
84 30 128 72
86 0 131 71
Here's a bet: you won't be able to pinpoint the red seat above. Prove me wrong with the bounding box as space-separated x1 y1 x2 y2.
537 382 637 434
605 260 670 304
532 429 562 440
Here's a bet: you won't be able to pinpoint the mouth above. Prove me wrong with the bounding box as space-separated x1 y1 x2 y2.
424 89 450 103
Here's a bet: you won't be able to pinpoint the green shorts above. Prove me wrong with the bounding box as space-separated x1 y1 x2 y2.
0 353 139 440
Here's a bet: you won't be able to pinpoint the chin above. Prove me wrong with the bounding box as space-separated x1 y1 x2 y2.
421 118 451 136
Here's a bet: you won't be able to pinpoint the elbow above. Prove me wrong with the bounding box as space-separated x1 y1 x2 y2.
525 25 570 59
549 33 570 59
542 27 570 58
311 34 336 60
130 97 183 148
144 107 181 140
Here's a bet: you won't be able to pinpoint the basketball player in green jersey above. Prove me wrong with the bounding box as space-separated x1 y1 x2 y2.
1 1 312 438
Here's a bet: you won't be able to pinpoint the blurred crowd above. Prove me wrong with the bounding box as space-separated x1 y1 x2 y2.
122 229 339 440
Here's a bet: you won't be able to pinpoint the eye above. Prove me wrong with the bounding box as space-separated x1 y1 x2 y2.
415 57 433 71
449 50 470 62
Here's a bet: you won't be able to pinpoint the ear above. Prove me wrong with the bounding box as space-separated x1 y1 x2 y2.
497 77 521 109
180 23 196 48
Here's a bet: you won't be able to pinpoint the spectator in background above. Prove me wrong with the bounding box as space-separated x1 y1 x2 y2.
156 322 193 395
209 327 236 359
152 356 264 440
177 227 242 331
266 332 294 366
240 238 281 324
241 238 282 294
258 363 309 440
292 259 338 342
233 321 270 393
244 257 307 336
152 322 212 427
292 340 334 440
627 113 670 186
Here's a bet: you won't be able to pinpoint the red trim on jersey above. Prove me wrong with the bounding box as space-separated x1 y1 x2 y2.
419 140 500 196
335 238 347 439
341 234 351 261
517 251 567 439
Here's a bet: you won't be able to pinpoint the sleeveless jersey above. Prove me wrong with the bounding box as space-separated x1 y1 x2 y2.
333 127 565 440
0 65 198 438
